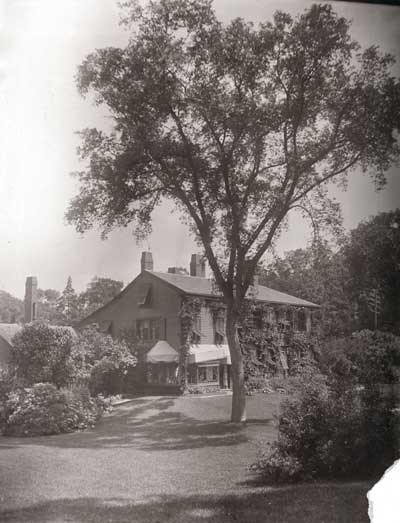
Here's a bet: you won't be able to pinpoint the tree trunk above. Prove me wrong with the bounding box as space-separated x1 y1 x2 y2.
226 307 246 422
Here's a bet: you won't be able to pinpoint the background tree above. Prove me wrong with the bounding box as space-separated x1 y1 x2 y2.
79 277 124 317
36 288 66 325
66 0 400 421
57 277 81 325
261 242 354 337
343 209 400 333
0 290 23 323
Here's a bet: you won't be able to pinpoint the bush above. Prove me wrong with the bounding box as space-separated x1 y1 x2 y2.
72 326 137 395
2 383 109 437
321 330 400 388
253 363 399 483
11 322 76 388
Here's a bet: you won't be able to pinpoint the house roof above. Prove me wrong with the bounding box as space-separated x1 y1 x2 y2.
79 268 319 326
149 271 319 308
0 323 22 345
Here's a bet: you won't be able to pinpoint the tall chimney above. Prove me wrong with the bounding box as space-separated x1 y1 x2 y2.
141 251 153 272
190 254 206 278
24 276 38 323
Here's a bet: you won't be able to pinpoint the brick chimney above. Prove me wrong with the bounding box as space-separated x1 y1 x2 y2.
24 276 38 323
190 254 206 278
141 251 153 272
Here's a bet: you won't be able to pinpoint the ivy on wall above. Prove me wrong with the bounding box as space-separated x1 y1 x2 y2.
177 296 320 391
178 297 202 390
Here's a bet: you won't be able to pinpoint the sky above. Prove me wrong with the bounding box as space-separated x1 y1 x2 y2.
0 0 399 299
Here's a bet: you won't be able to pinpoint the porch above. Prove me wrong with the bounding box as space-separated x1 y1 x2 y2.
145 341 232 393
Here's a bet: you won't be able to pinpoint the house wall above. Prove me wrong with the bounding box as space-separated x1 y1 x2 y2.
80 272 183 350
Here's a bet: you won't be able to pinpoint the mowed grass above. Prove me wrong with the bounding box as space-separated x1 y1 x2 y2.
0 393 373 523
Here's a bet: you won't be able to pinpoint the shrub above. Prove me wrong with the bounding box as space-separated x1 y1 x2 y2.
72 326 137 395
11 322 76 388
253 363 399 482
321 330 400 388
2 383 109 437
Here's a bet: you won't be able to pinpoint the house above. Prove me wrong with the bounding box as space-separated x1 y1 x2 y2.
79 252 319 392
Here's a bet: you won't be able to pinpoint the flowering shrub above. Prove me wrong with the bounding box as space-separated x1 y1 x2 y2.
2 383 109 437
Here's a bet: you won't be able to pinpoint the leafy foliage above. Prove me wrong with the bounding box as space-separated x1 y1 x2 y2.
262 210 400 337
10 323 76 388
322 330 400 388
0 290 23 323
261 242 353 337
254 362 398 482
66 0 400 421
78 277 124 317
36 288 67 324
2 383 109 437
72 326 137 395
343 210 400 333
239 300 320 388
178 298 202 390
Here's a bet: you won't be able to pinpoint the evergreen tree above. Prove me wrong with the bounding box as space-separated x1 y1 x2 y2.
57 277 81 325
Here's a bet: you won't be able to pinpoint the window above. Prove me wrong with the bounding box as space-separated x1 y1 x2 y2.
191 314 202 344
198 365 219 383
278 309 290 330
136 318 162 340
137 284 152 307
266 308 276 325
297 309 307 332
214 312 225 345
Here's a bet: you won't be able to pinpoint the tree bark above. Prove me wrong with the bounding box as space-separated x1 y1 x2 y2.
226 306 246 422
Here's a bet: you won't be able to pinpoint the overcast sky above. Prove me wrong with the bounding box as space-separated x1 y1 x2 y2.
1 0 399 298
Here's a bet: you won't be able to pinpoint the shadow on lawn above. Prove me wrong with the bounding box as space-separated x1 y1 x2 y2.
0 396 268 451
0 483 372 523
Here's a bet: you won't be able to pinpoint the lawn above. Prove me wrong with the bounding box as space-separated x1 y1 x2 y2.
0 393 373 522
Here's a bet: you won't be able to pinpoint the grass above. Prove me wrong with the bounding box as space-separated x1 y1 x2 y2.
0 483 372 522
0 393 373 522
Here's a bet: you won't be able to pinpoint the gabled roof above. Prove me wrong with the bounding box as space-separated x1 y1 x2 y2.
0 323 22 345
149 271 319 308
79 268 319 325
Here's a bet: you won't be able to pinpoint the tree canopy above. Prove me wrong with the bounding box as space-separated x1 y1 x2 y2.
79 277 124 316
66 0 400 421
263 209 400 335
344 209 400 333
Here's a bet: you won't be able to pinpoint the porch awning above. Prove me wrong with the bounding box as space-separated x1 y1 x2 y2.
146 341 179 363
188 344 231 365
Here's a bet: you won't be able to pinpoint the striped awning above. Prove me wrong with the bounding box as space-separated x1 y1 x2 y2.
188 344 231 364
146 340 179 363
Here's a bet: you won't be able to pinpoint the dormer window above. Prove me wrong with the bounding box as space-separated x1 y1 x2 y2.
138 283 152 307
